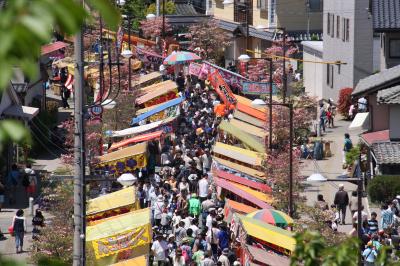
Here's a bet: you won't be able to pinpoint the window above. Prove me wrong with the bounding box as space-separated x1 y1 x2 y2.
345 19 350 42
389 39 400 58
257 0 267 10
336 15 340 38
342 17 345 41
270 0 276 24
330 65 334 88
308 0 322 12
331 14 335 37
327 13 331 35
326 64 330 85
216 0 224 9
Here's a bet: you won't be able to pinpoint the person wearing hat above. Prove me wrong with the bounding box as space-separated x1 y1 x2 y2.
333 184 349 225
172 248 186 266
189 193 202 217
218 248 230 266
362 241 377 266
154 194 165 227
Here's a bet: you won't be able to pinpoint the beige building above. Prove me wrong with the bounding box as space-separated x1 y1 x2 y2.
210 0 323 65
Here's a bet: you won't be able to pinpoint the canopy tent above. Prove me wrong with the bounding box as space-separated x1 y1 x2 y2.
229 118 267 139
132 71 162 88
138 80 176 96
136 80 178 106
219 120 265 152
96 142 148 174
236 102 267 121
213 142 264 166
111 117 174 138
41 41 69 56
238 215 295 253
87 187 138 218
234 110 265 128
131 97 184 125
109 130 164 152
86 208 151 262
224 199 258 223
214 169 271 193
214 177 272 209
245 245 290 266
110 256 147 266
213 157 266 181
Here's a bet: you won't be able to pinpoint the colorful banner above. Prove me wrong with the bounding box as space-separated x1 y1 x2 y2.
133 46 164 65
242 81 278 95
143 90 178 108
203 62 249 92
208 68 236 106
92 224 151 259
189 62 202 76
96 153 147 174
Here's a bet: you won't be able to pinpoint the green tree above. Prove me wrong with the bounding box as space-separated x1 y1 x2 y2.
120 0 147 29
146 1 176 15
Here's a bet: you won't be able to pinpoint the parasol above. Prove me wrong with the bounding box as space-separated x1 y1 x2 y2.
246 209 293 228
163 51 201 65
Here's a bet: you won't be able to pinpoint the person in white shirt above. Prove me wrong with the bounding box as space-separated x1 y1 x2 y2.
206 208 216 231
151 234 168 263
201 149 212 174
198 174 209 202
352 205 369 224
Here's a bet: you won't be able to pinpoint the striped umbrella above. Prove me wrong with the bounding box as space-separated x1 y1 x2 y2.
246 209 293 228
163 51 201 65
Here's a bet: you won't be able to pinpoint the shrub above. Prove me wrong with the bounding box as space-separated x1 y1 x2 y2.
345 145 360 166
368 175 400 203
337 87 353 119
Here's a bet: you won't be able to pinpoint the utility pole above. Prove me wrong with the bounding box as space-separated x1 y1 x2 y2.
156 0 160 16
282 28 287 103
128 16 132 91
73 4 86 265
162 0 165 39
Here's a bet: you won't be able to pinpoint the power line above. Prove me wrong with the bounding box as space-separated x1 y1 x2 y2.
30 121 69 153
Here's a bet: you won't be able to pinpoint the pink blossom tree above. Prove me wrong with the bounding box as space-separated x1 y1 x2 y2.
187 19 232 61
140 17 172 40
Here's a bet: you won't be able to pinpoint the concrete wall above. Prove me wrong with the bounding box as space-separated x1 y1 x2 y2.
368 93 389 132
322 0 373 101
213 1 235 22
303 50 323 99
380 32 400 70
390 105 400 140
275 1 322 31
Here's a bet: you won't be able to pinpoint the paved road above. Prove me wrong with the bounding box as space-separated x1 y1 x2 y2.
300 117 372 233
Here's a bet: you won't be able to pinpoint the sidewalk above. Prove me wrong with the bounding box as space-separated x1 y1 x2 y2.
300 117 371 233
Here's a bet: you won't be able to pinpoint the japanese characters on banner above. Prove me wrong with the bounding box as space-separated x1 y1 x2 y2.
92 224 151 259
133 46 164 65
204 61 249 92
208 68 236 106
96 153 147 174
242 81 278 95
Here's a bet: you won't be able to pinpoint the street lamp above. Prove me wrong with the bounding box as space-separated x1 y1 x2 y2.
251 99 267 106
121 14 134 91
146 13 156 20
238 54 251 63
121 49 133 59
117 173 137 187
10 81 28 105
102 99 117 110
222 0 234 4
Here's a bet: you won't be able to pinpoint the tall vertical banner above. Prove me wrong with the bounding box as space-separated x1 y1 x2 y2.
208 68 236 106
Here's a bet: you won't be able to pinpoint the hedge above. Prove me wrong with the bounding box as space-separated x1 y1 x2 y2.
368 175 400 203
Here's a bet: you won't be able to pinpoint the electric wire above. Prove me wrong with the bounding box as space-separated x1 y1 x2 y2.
30 121 69 153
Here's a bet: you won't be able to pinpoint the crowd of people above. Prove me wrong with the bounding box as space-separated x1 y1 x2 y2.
315 185 400 264
130 74 241 265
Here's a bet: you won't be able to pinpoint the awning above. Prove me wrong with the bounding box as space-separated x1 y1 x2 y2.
112 118 172 138
136 71 162 85
213 142 264 166
238 215 295 252
214 177 272 209
246 245 290 266
229 118 267 139
361 129 390 146
110 256 147 266
213 157 266 180
224 199 258 223
136 101 165 115
236 102 267 121
131 97 183 125
214 169 271 193
219 120 265 153
136 80 178 105
41 41 69 56
109 130 164 151
3 105 39 120
234 110 265 128
87 187 137 216
138 80 175 96
349 112 370 130
98 142 147 164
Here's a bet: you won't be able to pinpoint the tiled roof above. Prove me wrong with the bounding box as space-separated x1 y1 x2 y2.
174 3 199 16
353 64 400 96
377 85 400 104
372 141 400 164
372 0 400 31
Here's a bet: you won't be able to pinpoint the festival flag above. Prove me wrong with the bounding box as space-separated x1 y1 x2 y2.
208 68 236 106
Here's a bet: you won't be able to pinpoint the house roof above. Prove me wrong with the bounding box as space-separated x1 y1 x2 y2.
174 3 200 16
353 64 400 96
372 141 400 164
377 85 400 104
361 130 390 146
372 0 400 31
